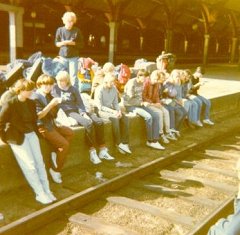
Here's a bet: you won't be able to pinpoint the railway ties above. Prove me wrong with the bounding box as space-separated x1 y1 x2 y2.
68 136 239 235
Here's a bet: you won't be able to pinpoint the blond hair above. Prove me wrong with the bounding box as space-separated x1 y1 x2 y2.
150 70 159 80
55 71 72 86
62 12 77 24
102 62 115 74
169 69 182 85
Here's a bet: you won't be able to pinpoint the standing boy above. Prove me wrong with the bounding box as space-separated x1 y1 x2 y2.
55 12 83 89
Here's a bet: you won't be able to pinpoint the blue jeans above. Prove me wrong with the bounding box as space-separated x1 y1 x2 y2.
126 106 160 142
183 99 200 123
10 132 51 197
109 114 129 145
98 111 130 145
164 104 187 130
68 112 95 148
191 95 211 120
61 57 79 89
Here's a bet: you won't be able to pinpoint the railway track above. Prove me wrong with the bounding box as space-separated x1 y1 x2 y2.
66 135 239 235
0 116 240 235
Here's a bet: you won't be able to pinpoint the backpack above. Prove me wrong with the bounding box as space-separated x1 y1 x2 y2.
115 63 131 93
117 64 131 85
78 69 94 93
134 58 147 69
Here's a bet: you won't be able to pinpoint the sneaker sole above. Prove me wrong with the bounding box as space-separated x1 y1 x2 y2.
118 148 126 154
99 156 115 160
146 143 165 150
90 159 102 164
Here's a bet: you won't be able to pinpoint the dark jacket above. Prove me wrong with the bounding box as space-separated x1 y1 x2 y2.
55 26 83 58
0 96 38 145
51 84 86 114
34 91 57 131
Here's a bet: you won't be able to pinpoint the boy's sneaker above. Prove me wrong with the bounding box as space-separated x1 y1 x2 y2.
117 146 126 154
36 193 52 204
99 148 115 160
160 134 170 144
166 132 177 141
51 152 58 169
46 191 57 202
197 120 203 127
146 141 165 150
118 143 132 154
49 168 62 184
203 119 214 125
170 129 180 137
89 149 102 164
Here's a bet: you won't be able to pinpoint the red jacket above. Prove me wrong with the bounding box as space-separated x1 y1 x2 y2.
142 78 160 104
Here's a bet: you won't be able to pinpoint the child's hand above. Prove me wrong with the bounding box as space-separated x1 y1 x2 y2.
62 40 75 46
50 97 62 107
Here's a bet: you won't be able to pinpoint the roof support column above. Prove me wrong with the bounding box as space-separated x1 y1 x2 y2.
203 34 210 66
0 3 24 63
184 39 188 54
164 29 173 52
140 35 144 51
215 40 219 54
9 12 16 63
230 37 238 63
16 10 24 58
108 21 119 63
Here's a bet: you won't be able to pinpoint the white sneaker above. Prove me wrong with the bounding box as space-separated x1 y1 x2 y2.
49 168 62 184
51 152 58 169
146 141 165 150
118 143 132 154
89 149 102 164
166 132 177 141
203 119 214 125
170 129 180 137
36 193 52 204
117 145 126 154
197 120 203 127
160 134 170 144
46 191 57 201
99 148 115 160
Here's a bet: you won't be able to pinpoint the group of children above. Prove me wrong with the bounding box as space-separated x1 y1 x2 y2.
0 62 214 205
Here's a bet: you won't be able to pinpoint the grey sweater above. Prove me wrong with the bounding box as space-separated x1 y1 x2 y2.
123 77 143 106
95 85 120 114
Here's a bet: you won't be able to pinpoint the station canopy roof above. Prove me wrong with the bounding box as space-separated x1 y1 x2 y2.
2 0 240 37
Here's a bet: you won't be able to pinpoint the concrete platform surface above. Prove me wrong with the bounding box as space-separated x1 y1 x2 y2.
177 63 240 99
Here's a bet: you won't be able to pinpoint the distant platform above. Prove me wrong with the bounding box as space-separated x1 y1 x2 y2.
176 63 240 99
